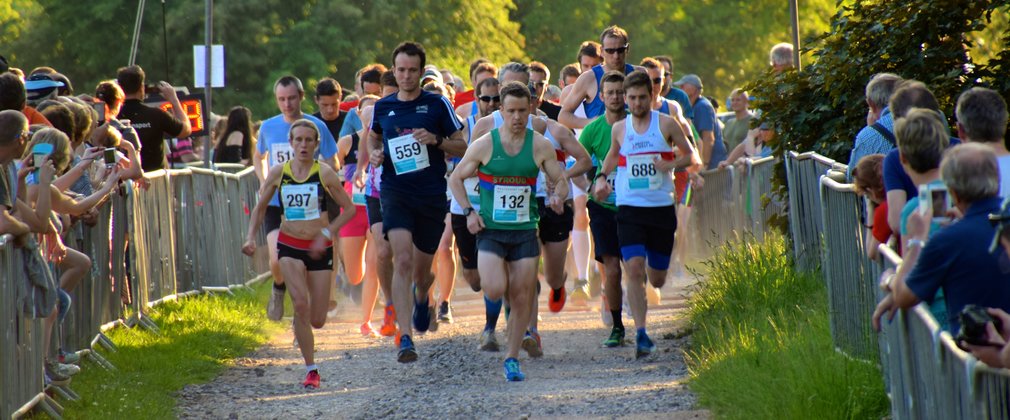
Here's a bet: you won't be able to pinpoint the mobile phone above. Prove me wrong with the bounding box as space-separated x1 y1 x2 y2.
918 183 951 223
103 148 117 167
32 143 54 168
92 102 106 123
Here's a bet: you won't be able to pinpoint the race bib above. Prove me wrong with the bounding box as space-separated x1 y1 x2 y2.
464 177 481 205
492 185 530 223
388 134 430 174
270 143 294 165
281 183 320 221
351 182 367 206
602 171 617 204
627 154 661 190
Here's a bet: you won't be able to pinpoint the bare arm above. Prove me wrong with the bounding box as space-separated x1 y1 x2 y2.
160 82 192 138
535 136 570 211
242 165 282 255
549 121 592 179
699 129 715 168
559 72 595 129
448 134 492 212
117 141 144 181
318 164 356 243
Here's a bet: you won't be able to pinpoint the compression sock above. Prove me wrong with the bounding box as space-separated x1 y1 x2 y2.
274 282 286 291
305 364 318 373
484 296 503 331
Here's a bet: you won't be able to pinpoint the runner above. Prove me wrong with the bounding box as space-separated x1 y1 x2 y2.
559 26 639 129
593 71 696 358
336 94 381 336
242 119 356 388
253 76 339 321
448 76 502 347
449 81 570 381
365 42 467 363
454 59 498 118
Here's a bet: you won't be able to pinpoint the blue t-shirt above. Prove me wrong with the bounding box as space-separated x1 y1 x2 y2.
905 197 1010 332
883 137 961 199
664 87 694 120
370 90 463 196
692 96 728 170
256 113 337 206
339 108 362 138
898 178 948 327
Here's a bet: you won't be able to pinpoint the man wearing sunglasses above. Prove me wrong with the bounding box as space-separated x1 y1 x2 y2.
559 25 641 130
530 62 560 121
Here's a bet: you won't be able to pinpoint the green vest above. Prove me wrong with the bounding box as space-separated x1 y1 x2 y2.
478 128 540 230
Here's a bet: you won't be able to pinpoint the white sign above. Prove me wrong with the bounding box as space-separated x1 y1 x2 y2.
193 45 225 88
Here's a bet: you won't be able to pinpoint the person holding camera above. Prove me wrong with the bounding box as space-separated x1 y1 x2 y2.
115 65 191 172
873 142 1010 334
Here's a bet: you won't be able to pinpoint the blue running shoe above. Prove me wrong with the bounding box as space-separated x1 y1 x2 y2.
635 330 656 359
398 335 418 363
413 290 432 333
503 357 525 381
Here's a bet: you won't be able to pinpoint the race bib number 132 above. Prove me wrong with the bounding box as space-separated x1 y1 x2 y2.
493 185 530 223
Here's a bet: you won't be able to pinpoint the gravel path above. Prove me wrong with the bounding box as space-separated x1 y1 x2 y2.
176 274 708 419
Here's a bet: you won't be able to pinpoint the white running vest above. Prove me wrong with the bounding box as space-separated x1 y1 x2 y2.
615 110 675 207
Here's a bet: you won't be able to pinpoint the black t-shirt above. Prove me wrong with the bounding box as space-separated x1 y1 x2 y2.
117 99 185 172
313 110 346 144
540 101 561 121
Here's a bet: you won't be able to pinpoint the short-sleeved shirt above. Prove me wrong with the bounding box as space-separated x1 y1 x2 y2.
539 102 561 121
370 90 463 196
692 96 728 169
884 137 961 199
454 89 474 108
871 202 892 244
256 113 338 206
313 111 347 143
905 196 1010 332
664 87 694 120
579 114 622 210
0 162 14 211
899 179 949 325
117 99 186 172
847 108 895 180
722 113 753 152
339 108 362 138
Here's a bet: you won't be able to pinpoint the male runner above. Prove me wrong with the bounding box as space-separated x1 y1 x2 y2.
449 81 570 381
254 76 339 321
454 60 498 118
366 42 467 363
593 71 695 358
559 26 639 129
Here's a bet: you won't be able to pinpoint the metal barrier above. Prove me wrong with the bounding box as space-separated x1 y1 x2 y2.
784 151 844 272
878 246 1010 419
1 166 265 418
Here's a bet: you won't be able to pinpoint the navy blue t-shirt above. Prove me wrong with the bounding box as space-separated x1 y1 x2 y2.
371 90 463 195
905 196 1010 332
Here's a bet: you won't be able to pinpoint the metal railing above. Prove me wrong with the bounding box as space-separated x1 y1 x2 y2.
784 151 845 272
1 167 266 419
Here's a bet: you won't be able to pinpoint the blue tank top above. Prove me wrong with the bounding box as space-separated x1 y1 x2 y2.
584 64 636 119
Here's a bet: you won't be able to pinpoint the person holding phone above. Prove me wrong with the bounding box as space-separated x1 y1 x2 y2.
115 65 191 172
242 119 356 389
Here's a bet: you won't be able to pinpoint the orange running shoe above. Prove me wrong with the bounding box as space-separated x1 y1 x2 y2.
379 304 397 337
303 370 321 389
361 322 379 338
548 287 566 313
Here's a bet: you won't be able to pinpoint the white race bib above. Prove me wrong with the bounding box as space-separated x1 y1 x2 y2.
270 143 294 165
464 177 481 206
603 171 617 205
388 134 430 174
351 182 367 206
281 183 320 221
627 154 661 190
492 185 531 223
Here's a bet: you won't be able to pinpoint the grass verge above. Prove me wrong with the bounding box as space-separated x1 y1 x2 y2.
685 233 889 419
57 281 280 419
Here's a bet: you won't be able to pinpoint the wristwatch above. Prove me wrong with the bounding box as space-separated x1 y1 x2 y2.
464 207 475 217
319 227 332 239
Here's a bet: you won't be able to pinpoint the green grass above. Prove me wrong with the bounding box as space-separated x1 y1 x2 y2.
686 233 889 419
57 281 281 419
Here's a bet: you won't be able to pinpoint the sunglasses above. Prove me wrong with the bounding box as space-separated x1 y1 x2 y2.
479 95 501 103
652 77 663 85
531 81 546 88
527 84 537 95
604 45 629 55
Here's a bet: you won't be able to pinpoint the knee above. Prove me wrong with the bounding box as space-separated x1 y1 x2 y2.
310 317 326 329
625 261 646 280
649 276 667 289
292 296 310 318
393 255 412 275
465 271 481 292
482 280 505 301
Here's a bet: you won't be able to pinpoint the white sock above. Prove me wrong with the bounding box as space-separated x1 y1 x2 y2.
306 364 318 373
571 230 590 281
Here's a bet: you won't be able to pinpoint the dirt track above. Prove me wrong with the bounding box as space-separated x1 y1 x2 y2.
176 274 709 419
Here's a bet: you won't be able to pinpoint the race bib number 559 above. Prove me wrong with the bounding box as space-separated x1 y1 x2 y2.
388 134 430 174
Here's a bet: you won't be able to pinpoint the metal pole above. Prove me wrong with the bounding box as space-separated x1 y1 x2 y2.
129 0 147 66
162 0 170 82
203 0 213 168
789 0 802 71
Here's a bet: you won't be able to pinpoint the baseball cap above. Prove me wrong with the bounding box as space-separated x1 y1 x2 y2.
674 74 703 90
422 68 443 85
25 73 65 105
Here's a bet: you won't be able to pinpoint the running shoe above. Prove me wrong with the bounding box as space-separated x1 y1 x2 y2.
600 296 613 327
479 329 500 352
428 304 440 333
603 327 625 348
303 370 321 389
360 322 379 338
58 350 81 365
412 291 432 332
379 304 397 337
570 279 591 306
267 286 285 321
521 330 543 358
636 330 656 359
548 287 566 313
438 301 453 323
503 357 525 382
646 284 661 306
398 335 418 363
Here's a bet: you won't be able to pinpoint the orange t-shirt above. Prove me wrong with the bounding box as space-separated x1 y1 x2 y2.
23 106 52 127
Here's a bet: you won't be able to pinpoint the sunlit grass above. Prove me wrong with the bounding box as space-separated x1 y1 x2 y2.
55 282 280 419
686 233 888 419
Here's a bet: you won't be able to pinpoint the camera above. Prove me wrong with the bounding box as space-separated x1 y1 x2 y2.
103 148 117 167
918 183 951 223
957 304 1004 346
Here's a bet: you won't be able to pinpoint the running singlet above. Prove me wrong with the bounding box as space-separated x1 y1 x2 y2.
277 161 327 221
489 111 569 200
584 64 636 119
478 128 540 230
371 90 463 195
256 114 337 207
616 111 675 207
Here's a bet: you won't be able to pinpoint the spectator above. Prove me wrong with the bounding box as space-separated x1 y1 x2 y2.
851 154 891 260
961 307 1010 369
769 42 794 73
954 87 1010 197
873 143 1010 333
675 74 727 169
847 73 903 180
25 73 65 108
0 71 51 127
722 88 754 152
213 106 254 165
115 65 192 172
